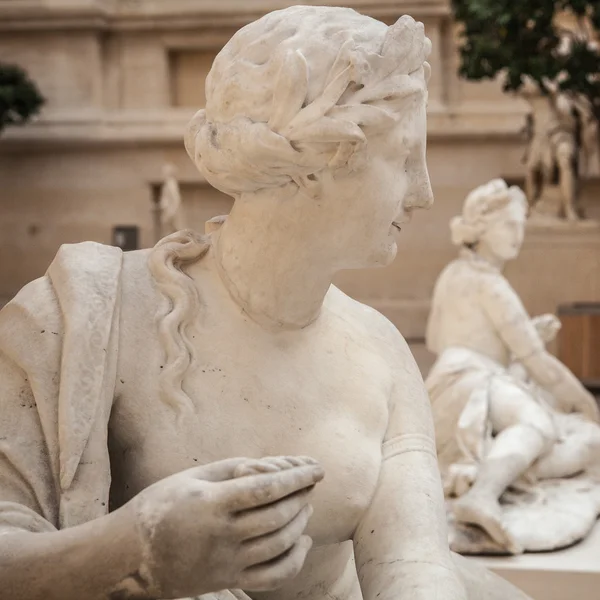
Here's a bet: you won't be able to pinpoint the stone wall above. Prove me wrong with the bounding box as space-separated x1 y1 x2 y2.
1 0 598 356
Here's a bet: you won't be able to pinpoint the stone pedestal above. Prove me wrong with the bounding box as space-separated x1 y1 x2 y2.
470 521 600 600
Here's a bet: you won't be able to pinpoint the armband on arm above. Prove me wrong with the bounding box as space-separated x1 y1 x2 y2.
382 433 437 462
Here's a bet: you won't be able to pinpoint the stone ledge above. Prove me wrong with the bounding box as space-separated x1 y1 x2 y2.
524 220 600 243
471 520 600 600
0 107 527 151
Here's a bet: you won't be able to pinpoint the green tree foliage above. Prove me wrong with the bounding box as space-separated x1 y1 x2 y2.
452 1 600 123
0 63 44 133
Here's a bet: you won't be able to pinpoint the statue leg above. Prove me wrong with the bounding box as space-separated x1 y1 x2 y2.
452 379 556 553
524 159 540 211
556 141 578 221
533 416 600 479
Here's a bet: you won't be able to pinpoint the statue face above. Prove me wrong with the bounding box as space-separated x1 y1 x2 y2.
318 96 433 270
479 201 526 261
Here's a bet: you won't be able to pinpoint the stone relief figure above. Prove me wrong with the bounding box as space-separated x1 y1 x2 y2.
0 8 530 600
158 163 185 240
426 178 600 556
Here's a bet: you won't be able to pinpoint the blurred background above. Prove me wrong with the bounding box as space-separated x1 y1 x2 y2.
0 0 599 378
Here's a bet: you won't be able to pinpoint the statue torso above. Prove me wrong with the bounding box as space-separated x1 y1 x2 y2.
107 249 399 599
427 255 512 366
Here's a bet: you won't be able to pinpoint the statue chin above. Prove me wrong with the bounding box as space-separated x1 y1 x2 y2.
368 240 399 269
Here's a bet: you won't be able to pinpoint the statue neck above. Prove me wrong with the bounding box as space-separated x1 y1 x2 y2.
212 202 335 332
460 246 505 273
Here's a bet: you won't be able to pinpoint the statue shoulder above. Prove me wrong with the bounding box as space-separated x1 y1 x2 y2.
121 248 155 293
0 274 61 344
326 285 413 363
438 257 505 298
117 248 167 358
1 240 123 331
0 241 125 369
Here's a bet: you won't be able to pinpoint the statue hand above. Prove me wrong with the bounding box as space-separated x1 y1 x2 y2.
127 456 324 599
531 314 561 344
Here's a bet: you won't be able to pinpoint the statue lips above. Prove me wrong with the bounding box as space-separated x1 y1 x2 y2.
392 211 412 232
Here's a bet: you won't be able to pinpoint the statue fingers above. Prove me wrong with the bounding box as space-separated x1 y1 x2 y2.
239 504 313 567
233 456 318 477
220 464 324 512
234 460 281 477
185 457 252 482
233 489 313 539
237 535 313 591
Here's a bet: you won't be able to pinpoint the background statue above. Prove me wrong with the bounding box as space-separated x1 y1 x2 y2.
0 8 530 600
452 2 600 223
426 178 600 556
521 78 598 222
158 162 185 239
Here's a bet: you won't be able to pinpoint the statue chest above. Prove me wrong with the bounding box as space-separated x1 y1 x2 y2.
109 330 391 544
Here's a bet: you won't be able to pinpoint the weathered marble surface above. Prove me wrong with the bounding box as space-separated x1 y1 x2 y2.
426 179 600 556
0 7 529 600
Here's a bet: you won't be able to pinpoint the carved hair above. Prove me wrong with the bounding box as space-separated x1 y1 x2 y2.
150 7 431 413
184 6 431 199
450 179 528 247
148 230 209 412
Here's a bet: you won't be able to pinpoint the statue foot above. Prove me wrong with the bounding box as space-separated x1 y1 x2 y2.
453 494 523 555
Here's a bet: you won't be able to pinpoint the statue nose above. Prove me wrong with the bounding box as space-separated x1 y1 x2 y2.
405 171 434 210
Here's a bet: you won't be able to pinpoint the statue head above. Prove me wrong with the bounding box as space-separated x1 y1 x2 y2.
162 163 177 179
450 179 528 262
150 7 433 413
184 6 433 267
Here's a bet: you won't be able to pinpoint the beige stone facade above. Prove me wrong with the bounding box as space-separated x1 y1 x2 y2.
1 0 599 364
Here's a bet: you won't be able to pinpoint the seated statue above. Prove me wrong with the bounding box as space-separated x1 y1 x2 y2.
0 8 530 600
426 178 600 555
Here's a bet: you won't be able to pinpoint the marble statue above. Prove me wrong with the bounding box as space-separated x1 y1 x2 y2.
158 163 185 239
521 76 598 223
0 7 530 600
426 178 600 556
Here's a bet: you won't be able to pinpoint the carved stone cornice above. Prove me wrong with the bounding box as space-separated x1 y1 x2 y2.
0 0 450 31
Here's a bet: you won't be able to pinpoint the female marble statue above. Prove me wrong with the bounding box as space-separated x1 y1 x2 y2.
426 178 600 556
0 7 529 600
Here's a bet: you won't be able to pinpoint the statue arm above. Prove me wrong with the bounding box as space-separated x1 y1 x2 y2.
353 329 466 600
0 268 325 600
482 277 598 421
0 280 147 600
